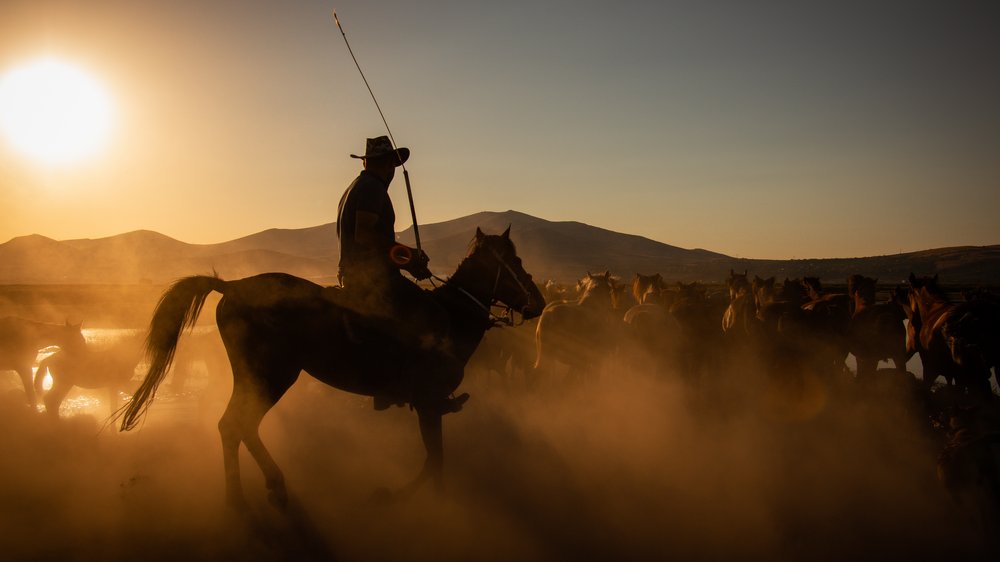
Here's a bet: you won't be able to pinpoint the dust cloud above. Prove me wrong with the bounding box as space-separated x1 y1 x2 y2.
0 344 989 562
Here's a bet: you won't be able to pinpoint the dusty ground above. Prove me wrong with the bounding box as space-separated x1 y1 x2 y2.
0 356 992 562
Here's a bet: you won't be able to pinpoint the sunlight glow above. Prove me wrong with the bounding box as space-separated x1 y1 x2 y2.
0 57 114 165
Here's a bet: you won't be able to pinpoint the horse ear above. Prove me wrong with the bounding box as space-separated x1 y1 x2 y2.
502 225 511 240
603 270 610 279
908 273 916 284
475 227 484 239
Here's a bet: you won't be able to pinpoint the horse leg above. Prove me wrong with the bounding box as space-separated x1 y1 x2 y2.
43 379 72 419
374 409 445 504
217 399 247 510
17 367 37 408
218 374 289 510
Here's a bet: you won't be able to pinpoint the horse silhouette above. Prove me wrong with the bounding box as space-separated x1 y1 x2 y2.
846 275 907 380
800 277 852 374
118 228 544 508
908 274 993 396
722 269 758 348
943 292 1000 390
533 271 619 384
0 317 85 408
631 273 668 306
668 281 725 383
621 278 683 376
34 334 142 418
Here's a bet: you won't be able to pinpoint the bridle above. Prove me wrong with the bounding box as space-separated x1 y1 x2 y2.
430 247 535 327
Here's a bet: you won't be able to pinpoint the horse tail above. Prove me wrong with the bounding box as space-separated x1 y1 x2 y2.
118 275 226 431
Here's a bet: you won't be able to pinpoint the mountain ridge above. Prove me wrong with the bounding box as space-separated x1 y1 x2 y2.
1 210 997 285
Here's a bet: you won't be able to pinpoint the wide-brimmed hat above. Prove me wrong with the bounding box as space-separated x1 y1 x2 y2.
350 135 409 166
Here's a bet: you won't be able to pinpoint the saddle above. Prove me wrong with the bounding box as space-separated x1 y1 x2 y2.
321 286 467 414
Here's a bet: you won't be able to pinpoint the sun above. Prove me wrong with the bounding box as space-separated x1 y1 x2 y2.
0 57 115 165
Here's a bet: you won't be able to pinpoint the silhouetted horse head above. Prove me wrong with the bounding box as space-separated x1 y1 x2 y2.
752 275 776 309
727 269 750 300
632 273 665 305
576 270 616 308
848 274 879 308
801 277 824 301
463 226 546 320
777 278 808 304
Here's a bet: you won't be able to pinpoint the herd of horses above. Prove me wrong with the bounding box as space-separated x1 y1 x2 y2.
1 228 998 530
526 270 999 399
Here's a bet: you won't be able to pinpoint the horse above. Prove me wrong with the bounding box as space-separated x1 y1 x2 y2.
846 275 908 380
668 281 725 384
631 273 669 306
908 274 993 396
722 270 758 347
33 335 142 418
943 292 1000 390
117 227 545 509
753 277 813 373
533 271 619 384
620 277 685 376
0 317 86 408
799 277 852 376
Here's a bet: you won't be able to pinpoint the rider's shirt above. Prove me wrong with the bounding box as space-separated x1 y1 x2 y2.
337 169 396 277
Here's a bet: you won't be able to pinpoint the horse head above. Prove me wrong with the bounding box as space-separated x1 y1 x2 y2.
462 226 546 320
778 278 808 304
727 269 750 300
848 274 879 308
907 273 949 316
577 270 615 309
752 276 776 308
801 277 823 301
632 273 664 305
58 320 86 353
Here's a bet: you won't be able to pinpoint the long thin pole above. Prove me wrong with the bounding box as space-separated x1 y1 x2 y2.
333 10 421 251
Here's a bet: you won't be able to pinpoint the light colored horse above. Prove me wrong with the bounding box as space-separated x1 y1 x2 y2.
534 271 619 384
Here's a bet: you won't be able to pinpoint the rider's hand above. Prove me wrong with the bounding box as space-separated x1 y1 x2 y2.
407 250 432 280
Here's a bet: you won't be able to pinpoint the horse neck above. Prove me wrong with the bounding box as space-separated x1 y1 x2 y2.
29 321 75 348
444 258 499 311
914 290 952 323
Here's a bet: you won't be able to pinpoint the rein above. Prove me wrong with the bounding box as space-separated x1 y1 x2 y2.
429 248 534 328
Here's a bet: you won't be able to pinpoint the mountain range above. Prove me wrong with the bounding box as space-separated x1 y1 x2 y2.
1 210 997 286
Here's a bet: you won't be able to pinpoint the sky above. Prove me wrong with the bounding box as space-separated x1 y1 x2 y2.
0 0 997 260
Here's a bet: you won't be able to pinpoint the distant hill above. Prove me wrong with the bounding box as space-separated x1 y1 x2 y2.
0 210 997 285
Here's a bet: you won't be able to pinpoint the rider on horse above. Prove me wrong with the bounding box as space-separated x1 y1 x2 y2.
338 136 431 308
337 135 466 412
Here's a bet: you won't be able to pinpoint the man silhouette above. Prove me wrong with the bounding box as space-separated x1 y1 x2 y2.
337 136 431 315
336 136 467 413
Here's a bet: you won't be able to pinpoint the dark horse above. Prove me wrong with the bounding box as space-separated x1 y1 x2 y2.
847 275 907 380
908 274 993 395
0 317 85 408
118 228 545 508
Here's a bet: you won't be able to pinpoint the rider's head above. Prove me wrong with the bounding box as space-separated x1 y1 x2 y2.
352 135 409 183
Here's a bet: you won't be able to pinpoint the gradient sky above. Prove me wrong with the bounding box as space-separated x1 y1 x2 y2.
0 0 997 259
